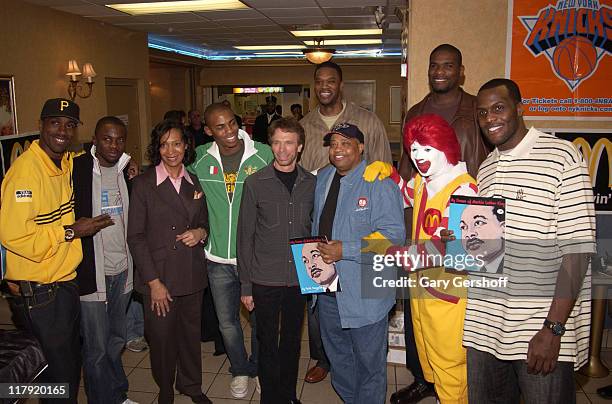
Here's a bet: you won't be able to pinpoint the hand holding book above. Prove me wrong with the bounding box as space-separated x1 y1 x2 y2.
439 229 456 243
318 240 342 264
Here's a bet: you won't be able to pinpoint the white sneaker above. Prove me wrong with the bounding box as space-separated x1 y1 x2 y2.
230 375 249 398
126 337 148 353
254 376 261 394
121 399 139 404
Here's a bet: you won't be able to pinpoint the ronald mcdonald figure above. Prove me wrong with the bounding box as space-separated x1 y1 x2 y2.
365 114 477 404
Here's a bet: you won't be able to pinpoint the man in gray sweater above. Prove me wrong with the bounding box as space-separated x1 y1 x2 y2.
237 117 315 404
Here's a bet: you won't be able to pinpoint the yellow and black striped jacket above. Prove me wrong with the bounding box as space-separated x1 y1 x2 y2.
0 140 82 283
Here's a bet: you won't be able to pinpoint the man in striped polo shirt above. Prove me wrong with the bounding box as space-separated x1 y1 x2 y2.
464 78 596 403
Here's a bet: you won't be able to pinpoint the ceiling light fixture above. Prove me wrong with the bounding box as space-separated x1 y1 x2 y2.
303 39 382 46
291 29 382 37
106 0 247 15
234 45 306 50
302 39 335 64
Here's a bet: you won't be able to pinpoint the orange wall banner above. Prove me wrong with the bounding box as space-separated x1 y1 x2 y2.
507 0 612 120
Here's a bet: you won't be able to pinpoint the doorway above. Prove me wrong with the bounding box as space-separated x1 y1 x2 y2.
214 85 310 135
105 78 143 167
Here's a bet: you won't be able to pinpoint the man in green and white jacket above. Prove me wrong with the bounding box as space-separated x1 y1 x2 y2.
189 102 273 399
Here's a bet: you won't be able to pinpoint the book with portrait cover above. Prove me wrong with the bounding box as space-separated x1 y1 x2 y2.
290 236 340 294
446 196 505 273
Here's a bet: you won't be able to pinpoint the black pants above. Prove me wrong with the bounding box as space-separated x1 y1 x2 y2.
144 290 204 404
403 298 429 385
200 286 225 352
9 280 82 403
253 284 305 404
306 294 329 370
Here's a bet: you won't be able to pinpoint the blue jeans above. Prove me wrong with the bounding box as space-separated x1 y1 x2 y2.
80 271 131 404
8 280 81 403
467 347 576 404
318 294 388 404
207 261 257 376
126 292 144 341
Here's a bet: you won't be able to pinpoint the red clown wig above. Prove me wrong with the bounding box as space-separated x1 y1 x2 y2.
403 114 461 165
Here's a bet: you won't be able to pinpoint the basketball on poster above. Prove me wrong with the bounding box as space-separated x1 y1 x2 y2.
553 36 598 81
507 0 611 119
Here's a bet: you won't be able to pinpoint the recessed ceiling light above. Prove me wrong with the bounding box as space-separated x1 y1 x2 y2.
234 45 306 50
106 0 248 15
303 39 382 46
291 29 382 37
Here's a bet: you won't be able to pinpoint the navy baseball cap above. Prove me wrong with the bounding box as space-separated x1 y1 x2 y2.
40 98 82 124
323 122 364 146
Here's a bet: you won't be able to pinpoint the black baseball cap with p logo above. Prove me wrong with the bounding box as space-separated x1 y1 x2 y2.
40 98 82 124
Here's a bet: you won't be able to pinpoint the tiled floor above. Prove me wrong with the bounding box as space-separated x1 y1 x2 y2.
2 296 612 403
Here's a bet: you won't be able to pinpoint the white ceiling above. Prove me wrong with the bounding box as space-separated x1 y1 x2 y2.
23 0 404 60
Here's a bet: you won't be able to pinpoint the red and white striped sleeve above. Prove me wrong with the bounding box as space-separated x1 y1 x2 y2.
389 168 415 208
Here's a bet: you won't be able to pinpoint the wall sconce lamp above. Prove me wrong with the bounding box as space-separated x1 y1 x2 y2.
66 60 96 101
303 39 335 64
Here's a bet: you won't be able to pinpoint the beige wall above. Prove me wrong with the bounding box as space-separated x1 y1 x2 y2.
407 0 608 130
198 59 404 142
149 63 193 125
0 0 151 149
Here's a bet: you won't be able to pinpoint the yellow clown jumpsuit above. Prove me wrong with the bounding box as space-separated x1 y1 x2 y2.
409 173 475 404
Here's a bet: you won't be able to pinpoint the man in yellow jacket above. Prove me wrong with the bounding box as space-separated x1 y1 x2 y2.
0 98 112 402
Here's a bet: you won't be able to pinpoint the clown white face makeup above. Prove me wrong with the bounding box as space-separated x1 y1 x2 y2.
410 141 452 178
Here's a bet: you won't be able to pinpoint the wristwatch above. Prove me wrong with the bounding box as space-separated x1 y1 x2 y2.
64 226 75 242
543 319 566 336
